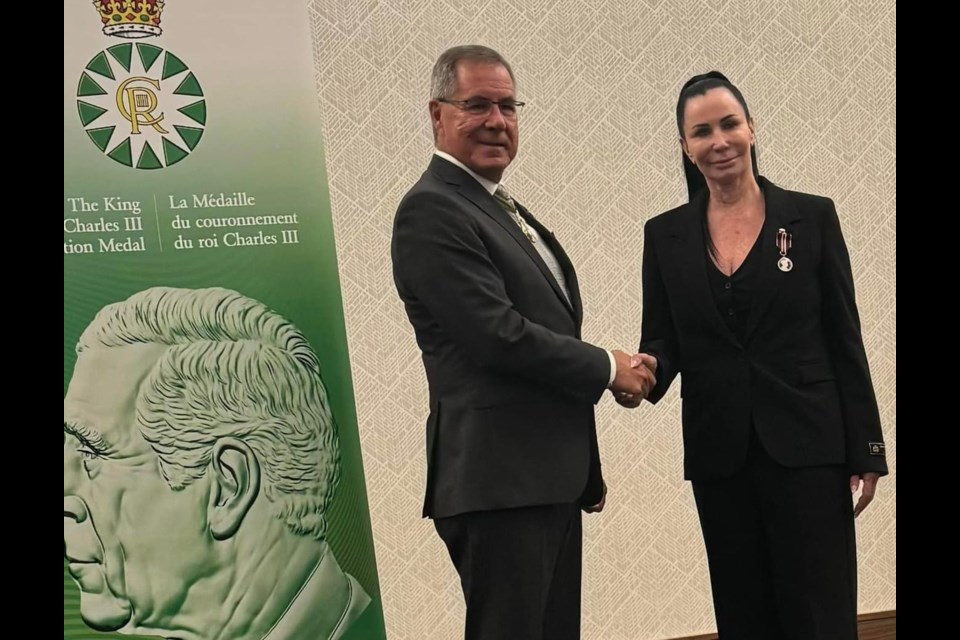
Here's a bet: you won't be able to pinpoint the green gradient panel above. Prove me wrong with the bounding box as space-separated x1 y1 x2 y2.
64 2 385 639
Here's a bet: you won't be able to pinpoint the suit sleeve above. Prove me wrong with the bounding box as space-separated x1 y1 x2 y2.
638 220 679 403
393 191 610 404
819 199 888 476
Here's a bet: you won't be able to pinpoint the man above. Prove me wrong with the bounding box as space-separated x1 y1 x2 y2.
391 46 654 640
63 287 370 640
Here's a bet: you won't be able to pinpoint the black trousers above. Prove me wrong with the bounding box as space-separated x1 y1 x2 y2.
434 503 582 640
692 432 858 640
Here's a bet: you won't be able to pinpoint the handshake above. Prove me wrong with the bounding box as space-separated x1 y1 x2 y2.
610 350 658 408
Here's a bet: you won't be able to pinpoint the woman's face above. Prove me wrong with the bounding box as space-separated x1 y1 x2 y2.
681 87 755 185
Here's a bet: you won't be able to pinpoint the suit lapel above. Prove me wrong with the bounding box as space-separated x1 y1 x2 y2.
742 178 804 342
429 157 577 320
460 186 575 315
520 205 582 327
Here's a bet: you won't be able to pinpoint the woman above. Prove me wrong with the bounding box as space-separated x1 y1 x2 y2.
633 72 888 639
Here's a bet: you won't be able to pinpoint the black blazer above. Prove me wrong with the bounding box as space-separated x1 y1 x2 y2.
640 177 888 480
392 156 610 518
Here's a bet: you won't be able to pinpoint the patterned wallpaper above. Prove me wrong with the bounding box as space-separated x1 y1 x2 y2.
307 1 896 637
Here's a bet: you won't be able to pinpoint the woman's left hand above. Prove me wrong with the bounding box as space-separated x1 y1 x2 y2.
850 472 881 517
614 391 643 408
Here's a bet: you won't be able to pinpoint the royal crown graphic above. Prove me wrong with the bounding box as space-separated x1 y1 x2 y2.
94 0 165 39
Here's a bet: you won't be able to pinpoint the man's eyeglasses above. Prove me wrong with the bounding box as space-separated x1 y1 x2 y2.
437 98 526 119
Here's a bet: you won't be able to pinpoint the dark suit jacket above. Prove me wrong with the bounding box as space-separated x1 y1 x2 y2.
640 177 888 480
392 156 610 518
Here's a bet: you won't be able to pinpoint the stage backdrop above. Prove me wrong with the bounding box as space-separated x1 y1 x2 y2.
307 0 897 638
64 2 386 639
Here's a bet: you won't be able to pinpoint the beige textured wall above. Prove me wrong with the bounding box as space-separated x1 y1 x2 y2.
307 1 896 637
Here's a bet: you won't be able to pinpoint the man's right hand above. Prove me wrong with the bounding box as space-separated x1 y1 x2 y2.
611 350 656 404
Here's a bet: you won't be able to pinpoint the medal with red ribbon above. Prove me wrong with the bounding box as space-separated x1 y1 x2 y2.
776 228 793 272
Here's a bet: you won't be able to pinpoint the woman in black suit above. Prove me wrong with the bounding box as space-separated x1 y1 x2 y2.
631 72 889 639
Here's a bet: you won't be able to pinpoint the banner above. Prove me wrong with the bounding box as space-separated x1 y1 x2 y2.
64 2 386 639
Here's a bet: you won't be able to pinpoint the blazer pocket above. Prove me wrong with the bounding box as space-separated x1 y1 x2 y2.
797 360 836 385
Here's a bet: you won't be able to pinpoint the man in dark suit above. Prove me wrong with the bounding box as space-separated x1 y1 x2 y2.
391 45 654 640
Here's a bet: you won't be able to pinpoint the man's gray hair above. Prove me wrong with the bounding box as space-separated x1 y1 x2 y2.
430 44 515 100
77 287 341 541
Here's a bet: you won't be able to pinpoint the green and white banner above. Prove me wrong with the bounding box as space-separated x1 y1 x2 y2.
64 2 386 639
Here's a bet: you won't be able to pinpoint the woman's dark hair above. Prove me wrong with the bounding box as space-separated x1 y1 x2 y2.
676 71 759 199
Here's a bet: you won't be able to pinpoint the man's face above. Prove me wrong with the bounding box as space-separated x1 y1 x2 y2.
63 344 214 634
431 60 519 182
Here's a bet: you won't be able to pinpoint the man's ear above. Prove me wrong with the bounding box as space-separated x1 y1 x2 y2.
208 438 261 540
429 100 444 142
